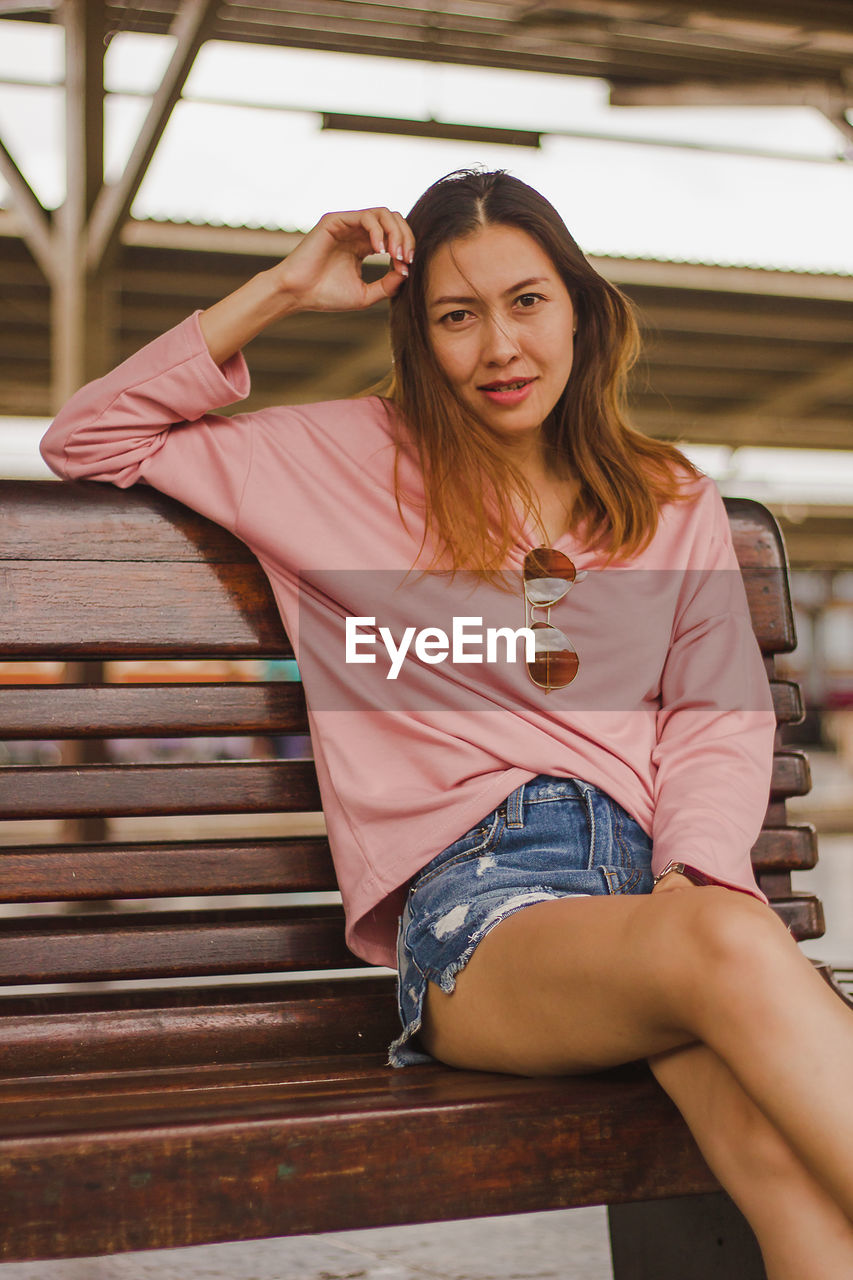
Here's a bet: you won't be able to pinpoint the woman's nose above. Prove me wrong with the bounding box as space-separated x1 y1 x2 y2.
482 315 521 365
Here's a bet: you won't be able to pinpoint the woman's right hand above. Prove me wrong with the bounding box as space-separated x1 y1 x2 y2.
271 207 415 314
199 207 415 366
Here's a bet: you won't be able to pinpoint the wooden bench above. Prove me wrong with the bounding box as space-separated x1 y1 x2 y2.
0 479 837 1277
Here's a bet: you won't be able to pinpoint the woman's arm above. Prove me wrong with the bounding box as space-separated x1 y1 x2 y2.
40 207 414 521
199 207 414 365
650 485 777 902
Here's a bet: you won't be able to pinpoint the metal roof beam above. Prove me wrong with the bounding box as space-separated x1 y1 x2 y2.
0 134 55 280
84 0 219 274
0 1 56 11
597 257 853 303
746 351 853 419
610 77 853 156
609 77 848 110
821 109 853 154
632 409 853 449
279 328 391 404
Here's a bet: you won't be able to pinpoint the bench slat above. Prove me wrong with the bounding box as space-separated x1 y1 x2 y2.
0 977 398 1076
0 751 810 820
0 759 321 818
751 825 817 873
0 905 358 983
0 682 308 737
0 678 806 737
769 749 810 800
0 564 792 657
0 1061 717 1261
770 893 825 940
0 480 256 564
0 486 798 656
0 896 825 982
1 562 290 657
0 828 815 903
0 837 336 900
769 679 802 724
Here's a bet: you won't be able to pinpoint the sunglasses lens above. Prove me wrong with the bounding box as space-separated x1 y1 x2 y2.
527 622 579 690
523 547 576 606
525 575 569 607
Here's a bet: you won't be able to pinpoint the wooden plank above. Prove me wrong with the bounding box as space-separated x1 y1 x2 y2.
770 679 802 724
769 749 811 800
0 905 357 983
750 824 817 873
725 497 797 654
0 835 335 901
770 893 825 941
0 676 802 736
0 977 398 1075
0 753 804 818
0 1062 717 1260
0 825 818 903
0 556 791 656
0 482 256 562
0 749 800 820
0 759 320 818
0 486 798 656
0 562 290 656
0 681 308 737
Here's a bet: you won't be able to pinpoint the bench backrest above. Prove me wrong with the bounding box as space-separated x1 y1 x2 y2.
0 480 820 1077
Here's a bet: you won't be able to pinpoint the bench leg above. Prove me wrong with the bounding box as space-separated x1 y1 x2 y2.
608 1192 767 1279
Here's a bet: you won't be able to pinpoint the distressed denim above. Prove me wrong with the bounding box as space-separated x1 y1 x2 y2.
388 774 654 1067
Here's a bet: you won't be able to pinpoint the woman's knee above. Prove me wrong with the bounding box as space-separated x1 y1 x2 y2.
663 888 794 1014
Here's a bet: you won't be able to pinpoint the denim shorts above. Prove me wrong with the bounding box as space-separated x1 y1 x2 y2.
387 774 654 1067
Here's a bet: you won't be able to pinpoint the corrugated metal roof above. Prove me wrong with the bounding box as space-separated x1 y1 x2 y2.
120 215 853 281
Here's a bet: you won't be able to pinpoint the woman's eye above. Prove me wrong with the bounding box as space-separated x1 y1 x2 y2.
516 293 542 309
442 309 471 325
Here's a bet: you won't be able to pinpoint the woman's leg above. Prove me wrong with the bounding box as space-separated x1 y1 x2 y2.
419 887 853 1221
650 1042 853 1280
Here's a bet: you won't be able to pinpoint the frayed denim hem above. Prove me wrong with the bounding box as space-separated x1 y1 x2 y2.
387 889 570 1069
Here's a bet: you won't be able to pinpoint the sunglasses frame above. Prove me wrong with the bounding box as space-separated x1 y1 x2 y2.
522 547 583 693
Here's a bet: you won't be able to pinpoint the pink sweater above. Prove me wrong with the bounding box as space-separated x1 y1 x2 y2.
41 312 776 967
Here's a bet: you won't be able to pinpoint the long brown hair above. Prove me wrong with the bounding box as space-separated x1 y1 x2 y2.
382 168 701 579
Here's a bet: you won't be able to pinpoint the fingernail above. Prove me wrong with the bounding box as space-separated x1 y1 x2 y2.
396 248 404 261
407 249 415 263
400 263 409 277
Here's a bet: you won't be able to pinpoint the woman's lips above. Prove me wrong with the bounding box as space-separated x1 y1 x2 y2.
478 377 536 406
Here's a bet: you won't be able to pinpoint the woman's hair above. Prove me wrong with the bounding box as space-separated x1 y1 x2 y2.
382 168 701 577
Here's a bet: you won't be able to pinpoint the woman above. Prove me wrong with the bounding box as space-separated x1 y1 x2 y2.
42 169 853 1276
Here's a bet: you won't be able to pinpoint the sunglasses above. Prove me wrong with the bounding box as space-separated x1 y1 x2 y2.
522 547 587 692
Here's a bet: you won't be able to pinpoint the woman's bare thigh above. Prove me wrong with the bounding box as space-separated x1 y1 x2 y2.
420 892 700 1075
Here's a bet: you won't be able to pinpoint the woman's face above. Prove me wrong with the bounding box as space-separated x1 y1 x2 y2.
425 223 576 450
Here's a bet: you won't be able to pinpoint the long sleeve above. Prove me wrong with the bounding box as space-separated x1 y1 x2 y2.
40 312 256 536
649 490 776 902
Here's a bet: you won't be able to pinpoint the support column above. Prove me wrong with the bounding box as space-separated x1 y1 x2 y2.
609 1192 766 1279
51 0 113 410
53 0 111 844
